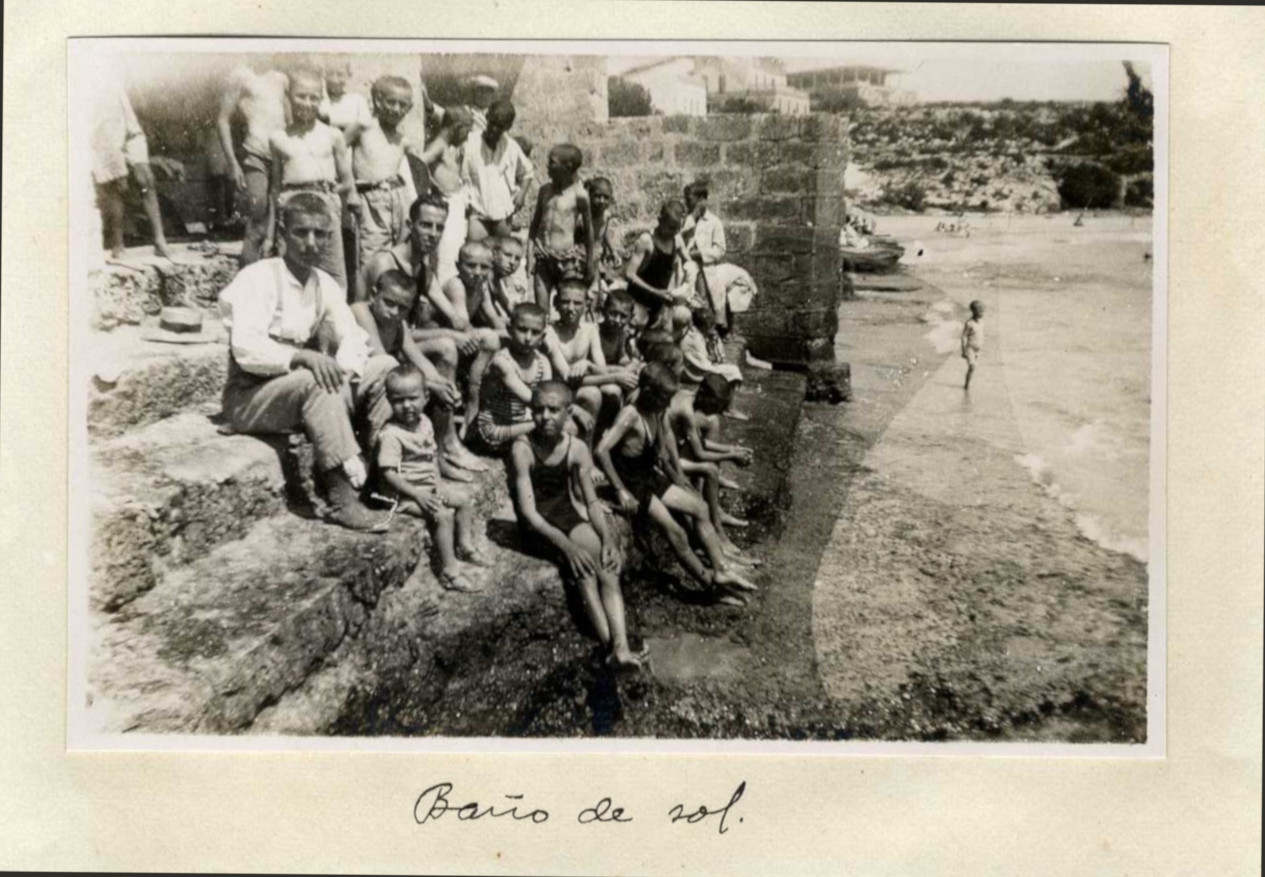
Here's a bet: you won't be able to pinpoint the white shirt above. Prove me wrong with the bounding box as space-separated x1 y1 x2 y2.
682 210 727 266
461 131 532 222
320 92 373 133
218 258 371 377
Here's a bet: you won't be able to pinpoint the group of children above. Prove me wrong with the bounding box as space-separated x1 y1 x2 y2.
208 60 760 672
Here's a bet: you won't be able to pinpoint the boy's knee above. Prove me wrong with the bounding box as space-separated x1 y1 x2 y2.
476 329 500 352
433 337 459 363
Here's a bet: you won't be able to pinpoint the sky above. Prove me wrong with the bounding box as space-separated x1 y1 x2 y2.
609 49 1154 104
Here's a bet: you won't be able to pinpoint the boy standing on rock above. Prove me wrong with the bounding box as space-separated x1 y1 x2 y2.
962 300 985 390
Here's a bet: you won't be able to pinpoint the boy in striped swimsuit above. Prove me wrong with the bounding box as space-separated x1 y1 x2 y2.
471 303 552 454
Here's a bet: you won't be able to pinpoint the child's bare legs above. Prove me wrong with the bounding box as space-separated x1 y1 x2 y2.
680 460 742 556
460 330 501 440
532 268 553 315
400 499 478 592
651 489 757 597
575 386 603 426
467 215 510 243
418 337 486 472
131 163 173 258
442 487 490 566
964 353 976 390
569 524 639 669
96 180 127 259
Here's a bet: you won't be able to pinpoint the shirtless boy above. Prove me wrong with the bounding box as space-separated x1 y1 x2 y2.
266 67 357 290
489 235 533 318
351 270 473 482
510 382 642 671
596 363 756 605
357 195 487 474
218 56 289 267
431 241 504 432
598 290 638 375
962 299 985 390
347 76 420 265
547 279 638 431
624 201 692 331
528 143 595 314
377 365 488 593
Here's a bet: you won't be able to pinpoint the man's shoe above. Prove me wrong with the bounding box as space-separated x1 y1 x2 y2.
323 466 390 533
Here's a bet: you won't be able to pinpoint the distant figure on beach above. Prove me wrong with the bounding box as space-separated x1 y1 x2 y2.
509 381 643 671
962 300 985 390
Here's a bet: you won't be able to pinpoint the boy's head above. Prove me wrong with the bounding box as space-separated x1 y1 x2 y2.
287 68 325 123
656 200 688 237
670 304 694 342
635 328 675 359
554 279 588 327
322 59 351 98
371 75 413 127
695 373 733 416
601 289 634 333
468 75 499 110
969 300 985 319
585 177 614 213
546 143 583 186
442 105 474 143
530 380 573 439
508 303 548 354
644 341 685 378
490 235 524 278
279 193 334 271
456 241 493 288
484 99 517 143
637 362 679 413
409 194 448 255
684 181 709 214
371 270 416 326
384 365 427 428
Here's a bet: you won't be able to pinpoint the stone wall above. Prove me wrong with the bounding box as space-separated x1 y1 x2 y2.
515 112 850 382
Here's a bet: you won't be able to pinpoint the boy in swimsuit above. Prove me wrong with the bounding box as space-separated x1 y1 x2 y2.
266 67 358 291
528 143 595 315
351 269 473 482
346 76 420 267
218 55 289 268
472 303 552 454
598 289 638 376
595 363 757 605
547 279 639 436
377 365 489 593
962 300 985 390
624 200 692 331
667 373 756 560
430 241 504 433
509 381 642 671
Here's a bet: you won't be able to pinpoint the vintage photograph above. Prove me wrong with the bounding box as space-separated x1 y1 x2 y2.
71 39 1162 747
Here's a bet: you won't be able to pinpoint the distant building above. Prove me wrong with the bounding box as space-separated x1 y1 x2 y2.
695 57 810 115
787 65 918 108
618 57 708 117
614 56 809 116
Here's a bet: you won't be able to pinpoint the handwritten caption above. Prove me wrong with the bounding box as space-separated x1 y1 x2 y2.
413 781 747 835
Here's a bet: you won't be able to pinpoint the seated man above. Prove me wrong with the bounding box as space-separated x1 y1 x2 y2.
218 192 392 531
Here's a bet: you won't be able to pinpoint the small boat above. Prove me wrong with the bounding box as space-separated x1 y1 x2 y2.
840 243 904 273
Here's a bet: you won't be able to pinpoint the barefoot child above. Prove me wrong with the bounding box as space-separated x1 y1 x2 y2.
667 373 756 559
352 270 471 482
377 366 489 592
528 143 595 314
624 201 692 331
671 304 744 389
962 300 985 390
430 241 504 431
546 279 639 436
347 76 420 267
471 303 552 455
510 382 642 670
596 363 757 606
461 98 533 242
266 67 357 291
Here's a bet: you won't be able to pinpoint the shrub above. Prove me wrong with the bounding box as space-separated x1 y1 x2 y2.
608 77 653 117
1056 162 1120 209
880 180 927 212
1124 177 1153 208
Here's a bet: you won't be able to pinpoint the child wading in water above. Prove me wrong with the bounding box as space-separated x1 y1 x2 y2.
596 363 757 606
509 382 644 671
962 300 985 390
528 143 595 315
377 365 489 592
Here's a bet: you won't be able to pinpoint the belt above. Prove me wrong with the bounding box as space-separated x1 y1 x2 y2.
281 180 337 193
355 175 406 193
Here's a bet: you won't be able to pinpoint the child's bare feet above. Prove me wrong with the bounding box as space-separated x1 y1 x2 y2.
456 544 491 567
439 568 482 593
607 646 644 673
719 512 749 528
439 456 474 482
154 241 175 259
445 442 489 472
715 568 758 592
725 408 752 422
714 592 748 607
718 475 741 491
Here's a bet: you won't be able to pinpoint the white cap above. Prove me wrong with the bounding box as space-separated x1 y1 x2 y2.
468 74 499 90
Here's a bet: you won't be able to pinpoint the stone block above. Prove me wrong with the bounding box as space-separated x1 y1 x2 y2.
788 308 840 338
663 115 694 134
646 141 666 163
761 164 817 195
696 114 754 142
702 167 758 199
757 115 800 142
810 194 848 228
814 166 848 197
805 360 851 404
740 330 809 365
798 114 845 142
674 142 722 168
726 223 755 253
600 141 643 168
748 253 796 285
756 226 816 254
725 196 801 224
723 140 780 169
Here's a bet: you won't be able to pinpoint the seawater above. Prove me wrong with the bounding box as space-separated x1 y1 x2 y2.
889 213 1153 563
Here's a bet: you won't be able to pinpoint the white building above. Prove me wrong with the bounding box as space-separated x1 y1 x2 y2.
618 57 709 117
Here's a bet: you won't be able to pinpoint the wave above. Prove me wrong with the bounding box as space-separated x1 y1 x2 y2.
1013 453 1148 564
